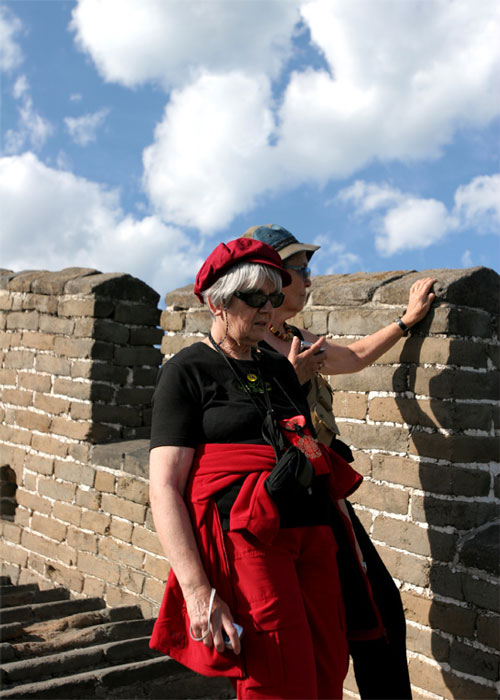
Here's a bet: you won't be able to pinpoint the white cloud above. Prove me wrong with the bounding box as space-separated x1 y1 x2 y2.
0 152 201 295
461 250 473 267
338 174 499 257
70 0 300 88
454 174 500 233
312 235 362 273
143 71 277 232
0 4 23 72
64 108 110 146
4 74 53 154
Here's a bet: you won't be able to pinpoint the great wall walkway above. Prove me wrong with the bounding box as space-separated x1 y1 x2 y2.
0 576 233 699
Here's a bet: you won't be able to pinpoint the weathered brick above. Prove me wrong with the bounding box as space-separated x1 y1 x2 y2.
409 431 499 463
409 366 499 401
109 517 133 542
15 409 51 433
66 526 98 553
52 501 82 526
428 599 478 638
25 452 54 476
374 544 430 587
16 489 52 515
2 388 33 407
54 460 95 487
78 552 120 584
408 655 497 699
83 575 106 598
0 330 22 348
350 480 409 515
160 309 185 332
18 372 51 392
53 336 95 359
115 476 149 505
114 302 160 326
31 514 67 541
76 487 101 510
22 293 58 314
38 477 76 503
39 314 74 335
33 394 70 415
332 392 367 420
99 537 145 568
81 509 110 534
115 387 154 406
45 560 84 593
94 470 115 493
68 443 90 463
327 308 398 336
31 433 69 458
5 349 35 369
406 621 449 661
132 367 158 386
143 576 166 604
53 377 93 401
119 567 146 594
333 365 409 393
161 334 199 356
0 540 28 567
372 516 431 556
412 494 497 529
21 331 55 350
129 326 163 346
106 585 149 614
184 311 211 334
6 311 39 331
348 449 371 477
336 421 408 453
449 639 499 681
58 297 110 317
50 417 92 440
36 354 71 376
143 553 169 580
21 531 76 566
131 525 163 556
477 613 500 650
114 346 161 366
1 521 21 544
14 505 30 528
101 493 146 523
462 573 500 613
0 290 12 310
90 404 142 427
0 368 17 385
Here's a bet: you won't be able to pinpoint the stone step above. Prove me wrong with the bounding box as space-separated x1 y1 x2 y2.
0 586 70 609
0 596 106 625
0 577 12 586
11 617 155 659
1 636 159 686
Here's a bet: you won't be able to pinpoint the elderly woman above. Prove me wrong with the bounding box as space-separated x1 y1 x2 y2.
149 238 374 699
244 223 436 699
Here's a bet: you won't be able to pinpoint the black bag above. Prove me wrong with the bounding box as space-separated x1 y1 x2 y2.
264 444 315 504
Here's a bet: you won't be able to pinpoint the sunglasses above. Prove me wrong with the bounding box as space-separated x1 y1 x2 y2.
233 290 285 309
284 264 311 279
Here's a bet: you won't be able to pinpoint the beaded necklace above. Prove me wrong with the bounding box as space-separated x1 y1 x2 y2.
268 322 294 342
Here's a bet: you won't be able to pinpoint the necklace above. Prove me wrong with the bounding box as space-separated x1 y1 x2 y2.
268 322 293 342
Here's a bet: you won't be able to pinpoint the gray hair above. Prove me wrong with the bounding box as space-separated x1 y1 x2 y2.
202 262 282 309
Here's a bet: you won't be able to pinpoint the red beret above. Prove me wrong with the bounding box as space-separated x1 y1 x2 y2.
194 238 292 303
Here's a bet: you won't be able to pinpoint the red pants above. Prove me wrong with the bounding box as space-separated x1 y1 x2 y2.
225 526 348 699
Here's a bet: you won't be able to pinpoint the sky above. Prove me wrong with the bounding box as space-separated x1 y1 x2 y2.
1 0 499 301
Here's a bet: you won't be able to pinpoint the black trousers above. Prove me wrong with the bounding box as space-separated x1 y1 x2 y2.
346 502 412 700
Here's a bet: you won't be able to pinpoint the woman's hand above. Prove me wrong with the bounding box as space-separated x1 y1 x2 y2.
185 584 241 655
288 336 327 384
401 277 436 327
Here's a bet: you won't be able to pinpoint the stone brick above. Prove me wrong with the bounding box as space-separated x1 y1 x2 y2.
429 599 478 638
68 443 90 462
412 494 497 529
332 365 408 393
477 613 500 650
372 516 431 556
78 551 120 584
374 544 430 587
143 576 166 604
38 477 76 503
4 425 31 446
31 433 69 458
129 326 163 346
99 537 145 568
160 309 185 331
408 654 497 699
53 336 95 359
115 476 149 504
299 309 330 336
350 480 409 515
81 509 110 534
83 575 106 598
21 530 77 566
406 621 449 661
36 354 71 376
76 487 101 511
52 501 82 526
5 349 35 369
131 525 163 556
114 302 160 325
58 297 113 317
1 521 21 544
89 403 142 427
25 452 54 475
133 366 159 386
462 573 500 613
15 409 51 433
53 460 95 487
184 310 211 334
349 449 371 477
429 564 465 602
409 431 499 463
105 584 145 611
66 526 98 553
449 639 499 682
74 317 129 343
332 392 367 420
119 567 146 594
101 493 146 523
0 290 12 310
45 560 84 593
72 362 129 384
14 505 30 528
459 522 499 576
115 387 154 406
69 401 92 420
327 307 399 336
114 345 161 366
335 421 409 453
18 372 51 392
2 388 33 407
0 539 28 567
6 310 39 331
50 416 92 440
33 394 70 415
94 470 116 493
38 313 74 335
22 293 58 314
31 513 67 541
109 517 133 542
409 366 499 401
16 489 52 514
143 553 169 580
161 334 199 356
0 368 17 386
22 331 56 350
53 377 112 401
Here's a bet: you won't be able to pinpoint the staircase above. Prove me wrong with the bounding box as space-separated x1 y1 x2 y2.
0 577 233 699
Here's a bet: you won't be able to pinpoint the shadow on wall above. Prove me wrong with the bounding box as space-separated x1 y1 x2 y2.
0 465 17 522
393 318 499 698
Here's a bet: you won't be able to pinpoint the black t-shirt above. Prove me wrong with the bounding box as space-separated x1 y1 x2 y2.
150 342 313 449
150 341 331 528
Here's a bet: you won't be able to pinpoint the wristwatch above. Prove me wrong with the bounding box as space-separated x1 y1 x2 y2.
395 317 409 336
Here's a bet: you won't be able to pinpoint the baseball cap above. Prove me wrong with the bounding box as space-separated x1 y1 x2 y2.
242 224 320 261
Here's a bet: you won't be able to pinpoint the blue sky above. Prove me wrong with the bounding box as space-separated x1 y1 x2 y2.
1 0 499 300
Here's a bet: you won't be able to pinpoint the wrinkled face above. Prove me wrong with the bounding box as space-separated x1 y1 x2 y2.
280 251 311 316
220 278 280 346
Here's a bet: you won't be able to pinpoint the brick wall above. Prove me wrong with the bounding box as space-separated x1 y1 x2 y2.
0 265 498 698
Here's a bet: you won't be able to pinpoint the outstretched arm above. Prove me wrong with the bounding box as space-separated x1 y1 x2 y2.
292 277 436 378
149 445 241 654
